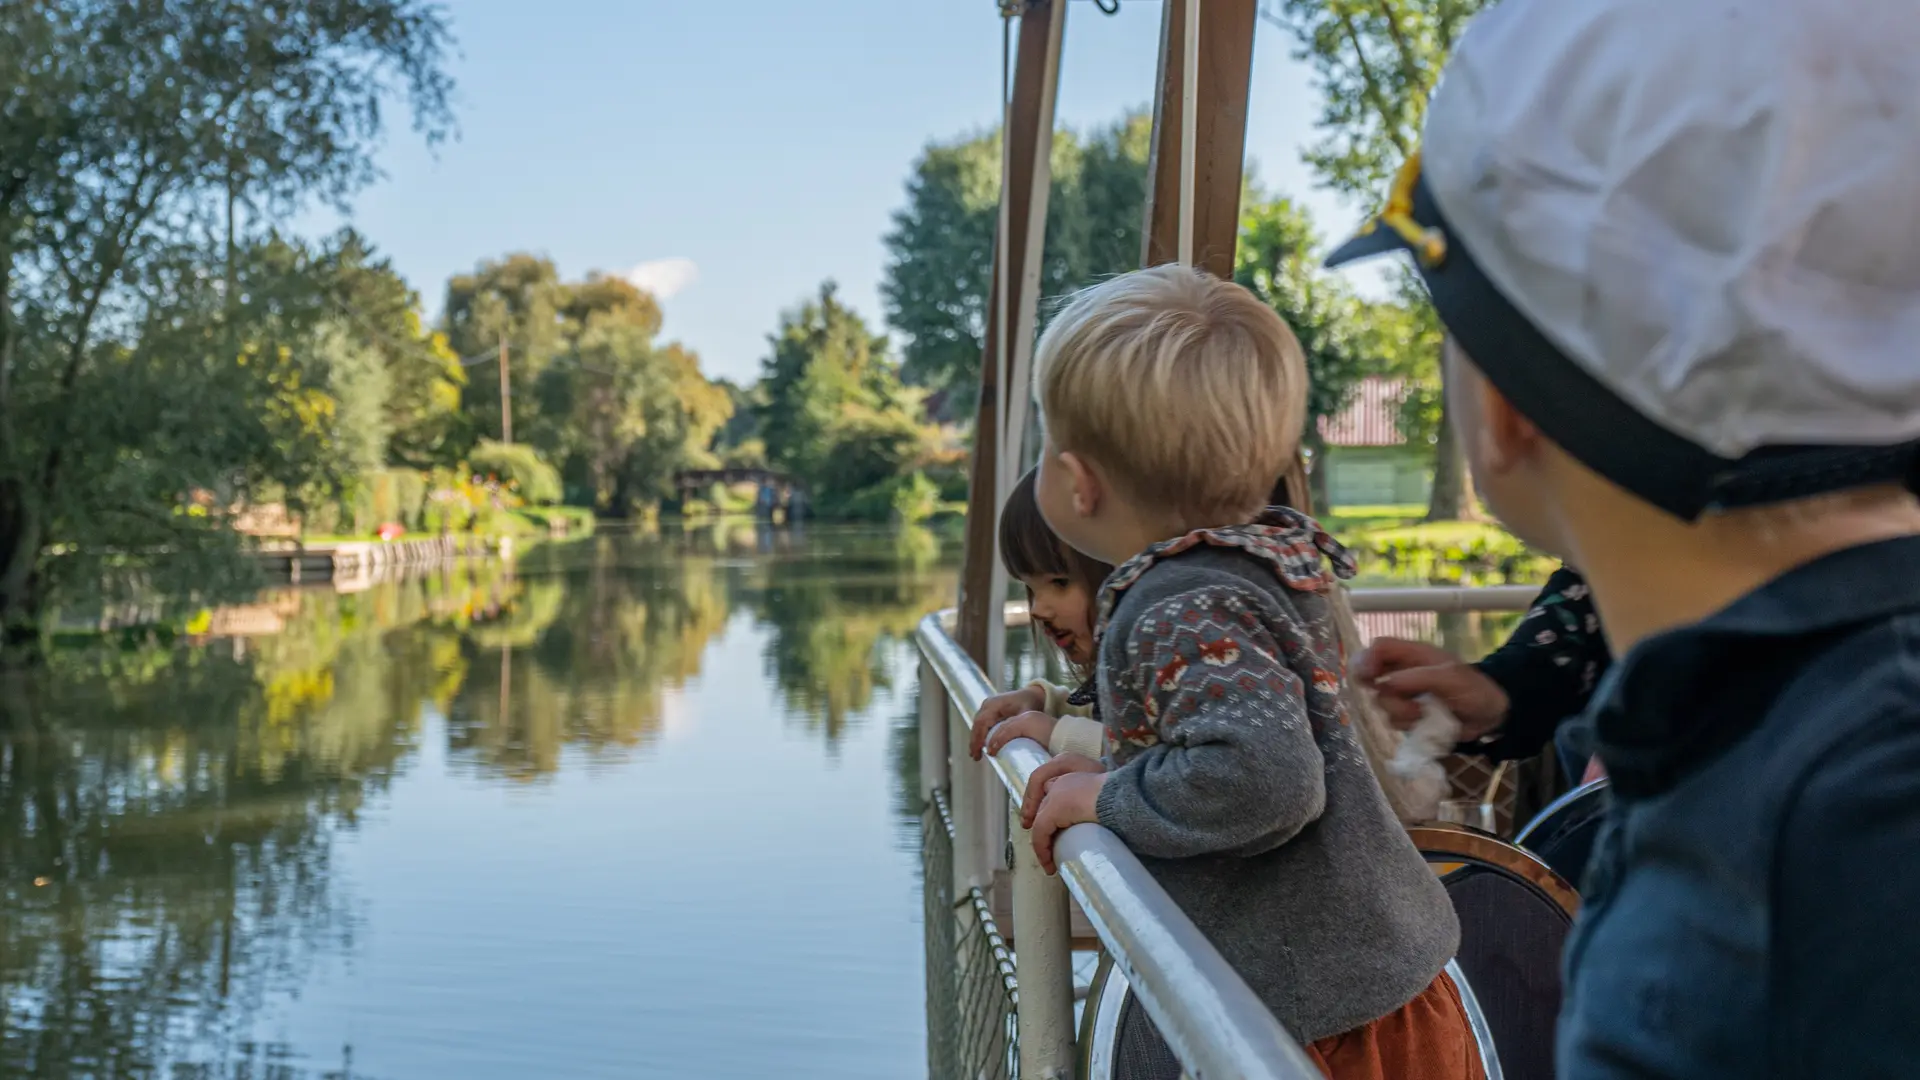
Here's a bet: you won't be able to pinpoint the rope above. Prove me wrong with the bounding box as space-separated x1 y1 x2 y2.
1001 5 1013 117
994 3 1015 496
1178 0 1200 266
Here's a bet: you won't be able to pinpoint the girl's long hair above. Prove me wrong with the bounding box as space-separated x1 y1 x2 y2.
1272 457 1434 823
1000 468 1113 683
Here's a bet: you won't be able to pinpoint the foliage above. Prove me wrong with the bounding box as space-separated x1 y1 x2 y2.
469 440 563 507
708 378 766 466
815 410 935 523
313 321 393 482
440 253 573 449
758 283 939 523
327 232 465 467
1368 273 1447 446
1233 194 1378 508
1267 0 1489 199
880 113 1154 414
442 262 730 517
0 0 454 633
1266 0 1492 520
515 505 596 536
1347 521 1551 585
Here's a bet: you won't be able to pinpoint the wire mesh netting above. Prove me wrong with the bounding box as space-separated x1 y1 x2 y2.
923 790 1019 1080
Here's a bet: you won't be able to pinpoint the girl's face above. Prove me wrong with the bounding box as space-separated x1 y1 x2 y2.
1021 572 1096 666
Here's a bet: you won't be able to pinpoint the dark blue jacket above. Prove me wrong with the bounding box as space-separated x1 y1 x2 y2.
1558 537 1920 1078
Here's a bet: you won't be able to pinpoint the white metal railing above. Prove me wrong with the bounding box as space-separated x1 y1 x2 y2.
1345 584 1537 612
919 605 1321 1080
916 584 1536 1078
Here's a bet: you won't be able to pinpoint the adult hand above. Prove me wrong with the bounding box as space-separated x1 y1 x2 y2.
1351 637 1510 743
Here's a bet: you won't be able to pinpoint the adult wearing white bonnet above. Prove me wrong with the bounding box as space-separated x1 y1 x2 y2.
1330 0 1920 1075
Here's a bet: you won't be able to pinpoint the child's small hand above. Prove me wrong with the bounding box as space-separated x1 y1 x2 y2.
1031 772 1106 875
982 711 1058 757
970 685 1047 759
1019 753 1106 828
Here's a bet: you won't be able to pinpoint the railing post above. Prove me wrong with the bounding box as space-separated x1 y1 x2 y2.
1013 818 1076 1078
950 728 993 897
919 659 949 800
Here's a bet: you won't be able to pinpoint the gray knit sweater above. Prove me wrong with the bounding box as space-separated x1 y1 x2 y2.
1090 510 1459 1043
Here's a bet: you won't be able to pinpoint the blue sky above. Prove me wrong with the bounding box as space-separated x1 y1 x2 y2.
317 0 1365 385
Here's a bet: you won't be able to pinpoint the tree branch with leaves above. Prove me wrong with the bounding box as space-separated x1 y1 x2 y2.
1264 0 1490 519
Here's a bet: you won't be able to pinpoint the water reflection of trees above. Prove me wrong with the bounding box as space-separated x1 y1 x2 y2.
443 526 955 775
0 565 509 1077
0 529 963 1070
444 545 732 778
743 526 955 748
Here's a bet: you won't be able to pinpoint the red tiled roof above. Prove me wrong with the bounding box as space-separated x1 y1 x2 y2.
1319 376 1409 447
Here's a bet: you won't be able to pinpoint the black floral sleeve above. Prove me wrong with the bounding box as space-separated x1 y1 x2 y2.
1466 565 1612 762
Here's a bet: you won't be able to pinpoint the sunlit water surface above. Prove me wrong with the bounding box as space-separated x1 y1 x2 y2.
1 524 953 1079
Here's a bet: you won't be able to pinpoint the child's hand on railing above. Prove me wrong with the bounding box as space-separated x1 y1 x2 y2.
1031 770 1107 875
981 711 1059 758
969 684 1048 759
1019 753 1106 828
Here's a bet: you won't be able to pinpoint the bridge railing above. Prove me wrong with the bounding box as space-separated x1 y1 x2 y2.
916 584 1536 1078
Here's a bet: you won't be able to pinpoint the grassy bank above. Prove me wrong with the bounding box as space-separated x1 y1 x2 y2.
1323 504 1552 586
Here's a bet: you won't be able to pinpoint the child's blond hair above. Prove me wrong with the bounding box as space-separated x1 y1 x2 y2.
1032 264 1308 524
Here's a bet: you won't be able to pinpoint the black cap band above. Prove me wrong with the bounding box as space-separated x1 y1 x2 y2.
1327 172 1920 520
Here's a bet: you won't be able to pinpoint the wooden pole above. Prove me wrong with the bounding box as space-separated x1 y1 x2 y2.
1142 0 1258 280
956 0 1067 673
1178 0 1201 265
1141 0 1317 507
991 0 1066 693
497 334 513 444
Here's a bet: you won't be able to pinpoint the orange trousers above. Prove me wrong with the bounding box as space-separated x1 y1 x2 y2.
1303 971 1487 1080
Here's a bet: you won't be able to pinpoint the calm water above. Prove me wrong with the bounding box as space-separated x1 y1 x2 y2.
0 524 957 1080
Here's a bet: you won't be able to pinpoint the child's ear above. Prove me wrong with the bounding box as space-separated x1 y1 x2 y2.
1059 451 1101 518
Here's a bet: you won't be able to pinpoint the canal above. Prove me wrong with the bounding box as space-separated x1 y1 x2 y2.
0 524 957 1079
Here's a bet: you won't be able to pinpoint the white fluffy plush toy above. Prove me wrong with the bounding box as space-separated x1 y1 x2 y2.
1388 694 1461 821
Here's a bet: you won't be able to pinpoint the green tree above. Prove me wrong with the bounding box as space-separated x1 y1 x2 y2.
708 378 768 468
1267 0 1492 520
469 439 562 507
758 282 934 522
443 264 727 516
615 341 732 511
0 0 454 635
441 253 571 452
328 231 464 468
880 113 1154 415
312 320 393 482
1234 194 1375 512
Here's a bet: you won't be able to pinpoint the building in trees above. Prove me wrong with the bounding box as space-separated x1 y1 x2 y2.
1316 377 1432 508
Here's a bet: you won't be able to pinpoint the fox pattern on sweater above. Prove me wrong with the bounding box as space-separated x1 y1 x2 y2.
1089 508 1459 1043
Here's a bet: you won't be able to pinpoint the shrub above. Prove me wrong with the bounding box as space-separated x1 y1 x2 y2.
468 440 563 506
1347 525 1553 586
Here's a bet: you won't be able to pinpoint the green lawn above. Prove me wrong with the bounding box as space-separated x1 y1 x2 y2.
1322 503 1427 534
1352 520 1520 547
